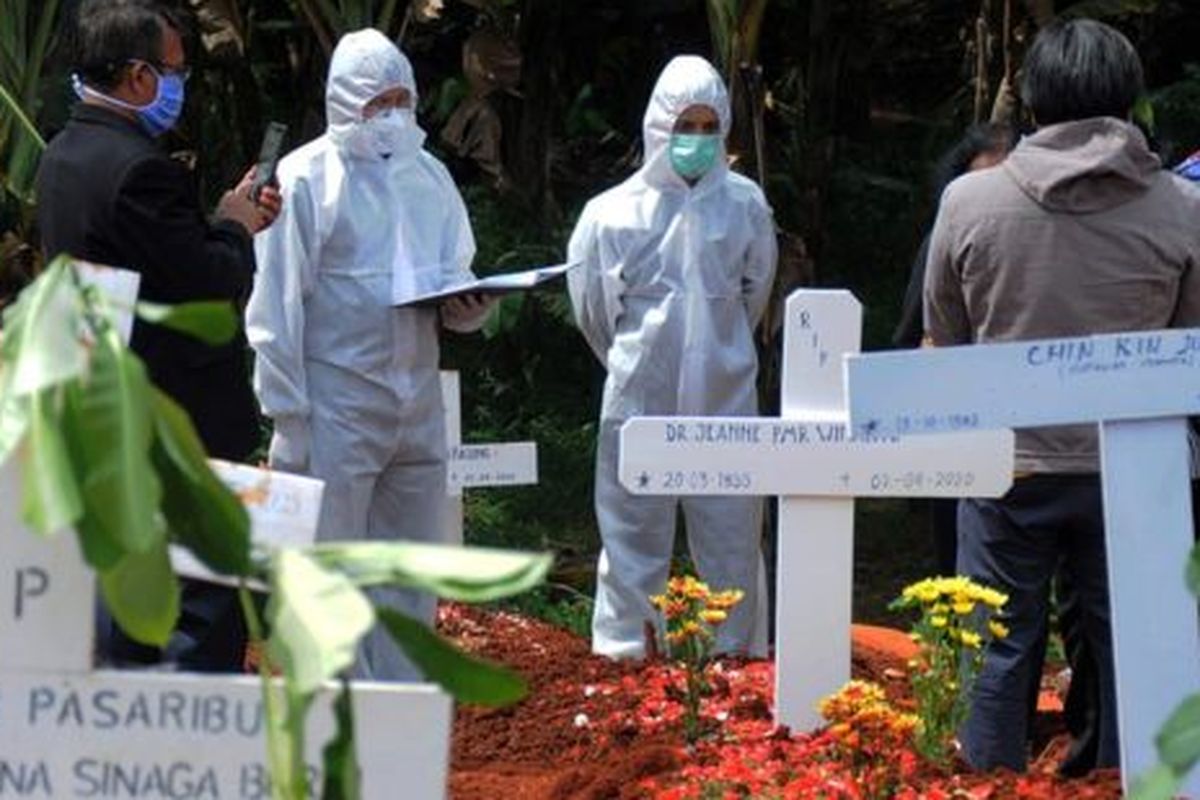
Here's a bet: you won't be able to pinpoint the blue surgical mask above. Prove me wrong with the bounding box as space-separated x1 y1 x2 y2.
72 65 185 138
669 133 721 181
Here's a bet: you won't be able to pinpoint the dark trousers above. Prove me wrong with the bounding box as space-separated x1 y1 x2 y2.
930 498 958 576
97 580 249 672
956 475 1118 773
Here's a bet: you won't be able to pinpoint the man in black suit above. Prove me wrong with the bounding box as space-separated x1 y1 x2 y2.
36 0 282 672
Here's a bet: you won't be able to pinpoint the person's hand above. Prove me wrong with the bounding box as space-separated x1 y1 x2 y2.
441 291 497 333
268 416 310 474
216 166 282 235
442 292 491 319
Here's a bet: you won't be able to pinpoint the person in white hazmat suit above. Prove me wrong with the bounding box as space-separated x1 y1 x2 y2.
567 56 777 659
246 29 492 680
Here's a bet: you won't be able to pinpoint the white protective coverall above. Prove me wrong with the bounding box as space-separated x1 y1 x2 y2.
246 29 488 680
567 56 777 659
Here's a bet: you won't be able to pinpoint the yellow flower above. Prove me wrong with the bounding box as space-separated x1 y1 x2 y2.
699 609 727 625
902 578 940 604
706 589 745 610
988 620 1009 639
972 586 1009 609
952 600 975 615
959 630 982 649
930 615 948 628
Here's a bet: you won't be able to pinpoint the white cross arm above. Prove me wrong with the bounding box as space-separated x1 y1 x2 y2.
0 670 451 800
619 417 1014 498
448 443 538 491
845 327 1200 437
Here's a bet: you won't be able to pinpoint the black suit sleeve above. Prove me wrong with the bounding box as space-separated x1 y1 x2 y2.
110 155 255 304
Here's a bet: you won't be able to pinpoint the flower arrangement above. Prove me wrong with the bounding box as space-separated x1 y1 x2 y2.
650 575 744 743
891 575 1010 765
818 680 921 799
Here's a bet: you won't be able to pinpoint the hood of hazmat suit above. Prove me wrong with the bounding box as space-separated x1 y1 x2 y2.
567 56 776 661
567 55 777 420
246 29 482 680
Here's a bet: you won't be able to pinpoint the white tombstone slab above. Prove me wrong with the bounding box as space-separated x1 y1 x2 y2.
0 671 450 799
440 371 538 545
0 263 139 676
169 461 325 585
0 462 95 674
0 465 454 799
845 330 1200 796
619 290 1015 732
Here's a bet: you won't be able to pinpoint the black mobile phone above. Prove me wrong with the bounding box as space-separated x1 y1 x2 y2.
250 122 288 201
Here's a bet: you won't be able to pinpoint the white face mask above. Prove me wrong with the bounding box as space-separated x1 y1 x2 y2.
359 108 426 161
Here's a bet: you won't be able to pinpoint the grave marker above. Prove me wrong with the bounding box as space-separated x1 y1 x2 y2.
845 329 1200 795
0 464 93 674
440 371 538 545
169 461 325 586
619 290 1015 732
0 264 453 799
0 460 454 799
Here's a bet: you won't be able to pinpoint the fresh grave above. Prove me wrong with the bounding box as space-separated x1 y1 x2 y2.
440 370 538 545
443 602 1121 799
0 264 453 800
846 329 1200 796
618 289 1015 732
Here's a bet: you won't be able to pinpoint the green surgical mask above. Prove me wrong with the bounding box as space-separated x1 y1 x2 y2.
669 133 721 180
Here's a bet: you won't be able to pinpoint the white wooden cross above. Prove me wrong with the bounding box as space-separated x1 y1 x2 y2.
618 289 1015 731
845 329 1200 796
0 265 453 799
440 371 538 546
170 460 325 587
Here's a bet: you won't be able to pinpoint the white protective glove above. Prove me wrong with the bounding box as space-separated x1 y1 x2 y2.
268 416 311 474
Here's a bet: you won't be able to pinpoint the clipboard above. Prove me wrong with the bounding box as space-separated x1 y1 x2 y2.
393 263 577 307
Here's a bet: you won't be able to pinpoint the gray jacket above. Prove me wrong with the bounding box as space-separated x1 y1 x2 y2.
924 117 1200 473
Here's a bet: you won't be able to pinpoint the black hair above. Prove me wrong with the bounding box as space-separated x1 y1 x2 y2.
73 0 181 91
931 122 1016 201
1020 19 1144 126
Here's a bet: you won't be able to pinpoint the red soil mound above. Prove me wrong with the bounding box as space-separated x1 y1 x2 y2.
440 605 1122 799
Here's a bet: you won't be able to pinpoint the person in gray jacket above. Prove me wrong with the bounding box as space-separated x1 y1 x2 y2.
924 19 1200 773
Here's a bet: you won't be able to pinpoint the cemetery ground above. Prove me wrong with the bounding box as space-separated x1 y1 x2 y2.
446 499 1123 800
441 601 1121 799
